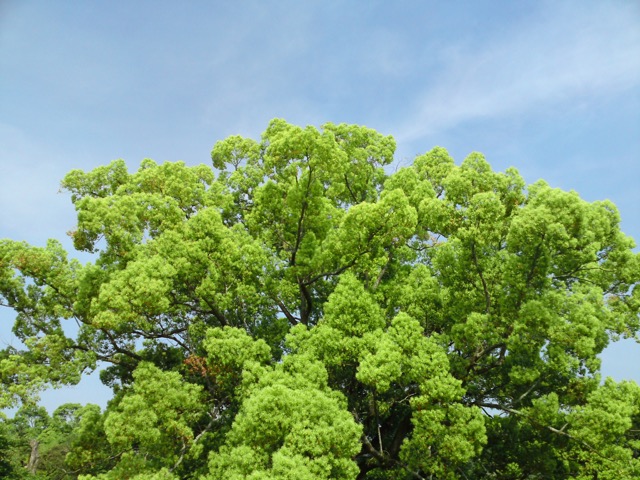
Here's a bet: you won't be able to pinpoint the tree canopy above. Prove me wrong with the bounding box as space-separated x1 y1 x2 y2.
1 119 639 479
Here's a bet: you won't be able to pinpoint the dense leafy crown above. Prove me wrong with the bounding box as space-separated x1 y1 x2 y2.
1 120 639 479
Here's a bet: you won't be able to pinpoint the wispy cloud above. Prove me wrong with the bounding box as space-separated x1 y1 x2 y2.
395 2 640 143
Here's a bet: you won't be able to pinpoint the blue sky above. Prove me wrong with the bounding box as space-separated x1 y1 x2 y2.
1 0 639 411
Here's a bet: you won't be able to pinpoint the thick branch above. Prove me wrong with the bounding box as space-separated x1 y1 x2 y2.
354 410 426 480
200 297 229 326
389 411 412 458
298 279 313 325
275 298 300 325
101 329 144 361
344 174 359 204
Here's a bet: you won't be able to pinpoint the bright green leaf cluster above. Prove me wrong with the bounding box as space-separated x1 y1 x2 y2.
1 119 639 479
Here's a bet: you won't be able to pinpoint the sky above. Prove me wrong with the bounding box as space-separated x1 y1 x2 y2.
1 0 639 412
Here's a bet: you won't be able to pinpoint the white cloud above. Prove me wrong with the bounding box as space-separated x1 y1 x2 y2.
394 2 640 142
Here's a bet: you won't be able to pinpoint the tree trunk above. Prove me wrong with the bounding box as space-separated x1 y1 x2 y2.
27 439 40 474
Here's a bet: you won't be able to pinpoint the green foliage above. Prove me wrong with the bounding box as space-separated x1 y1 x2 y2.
567 379 640 478
207 353 362 480
103 363 203 462
65 404 116 477
0 403 103 480
1 119 639 478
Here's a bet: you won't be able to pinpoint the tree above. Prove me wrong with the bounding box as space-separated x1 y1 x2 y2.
11 404 50 475
0 403 98 479
0 412 23 479
1 119 639 478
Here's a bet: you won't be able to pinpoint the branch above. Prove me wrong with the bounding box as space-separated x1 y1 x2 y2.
372 392 383 457
101 329 143 361
298 279 313 325
290 199 308 266
478 401 627 472
465 342 505 374
514 378 540 405
131 326 190 351
67 343 121 365
275 298 300 325
170 410 218 472
516 236 545 309
373 251 393 290
303 258 359 286
389 411 412 458
302 221 388 287
479 402 572 437
344 174 359 204
470 241 491 313
200 296 229 326
290 167 313 267
354 410 426 480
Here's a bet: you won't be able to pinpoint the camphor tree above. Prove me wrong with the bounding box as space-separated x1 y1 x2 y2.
1 119 639 479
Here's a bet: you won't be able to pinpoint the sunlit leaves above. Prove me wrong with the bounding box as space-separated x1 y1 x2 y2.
1 119 639 479
207 354 362 480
